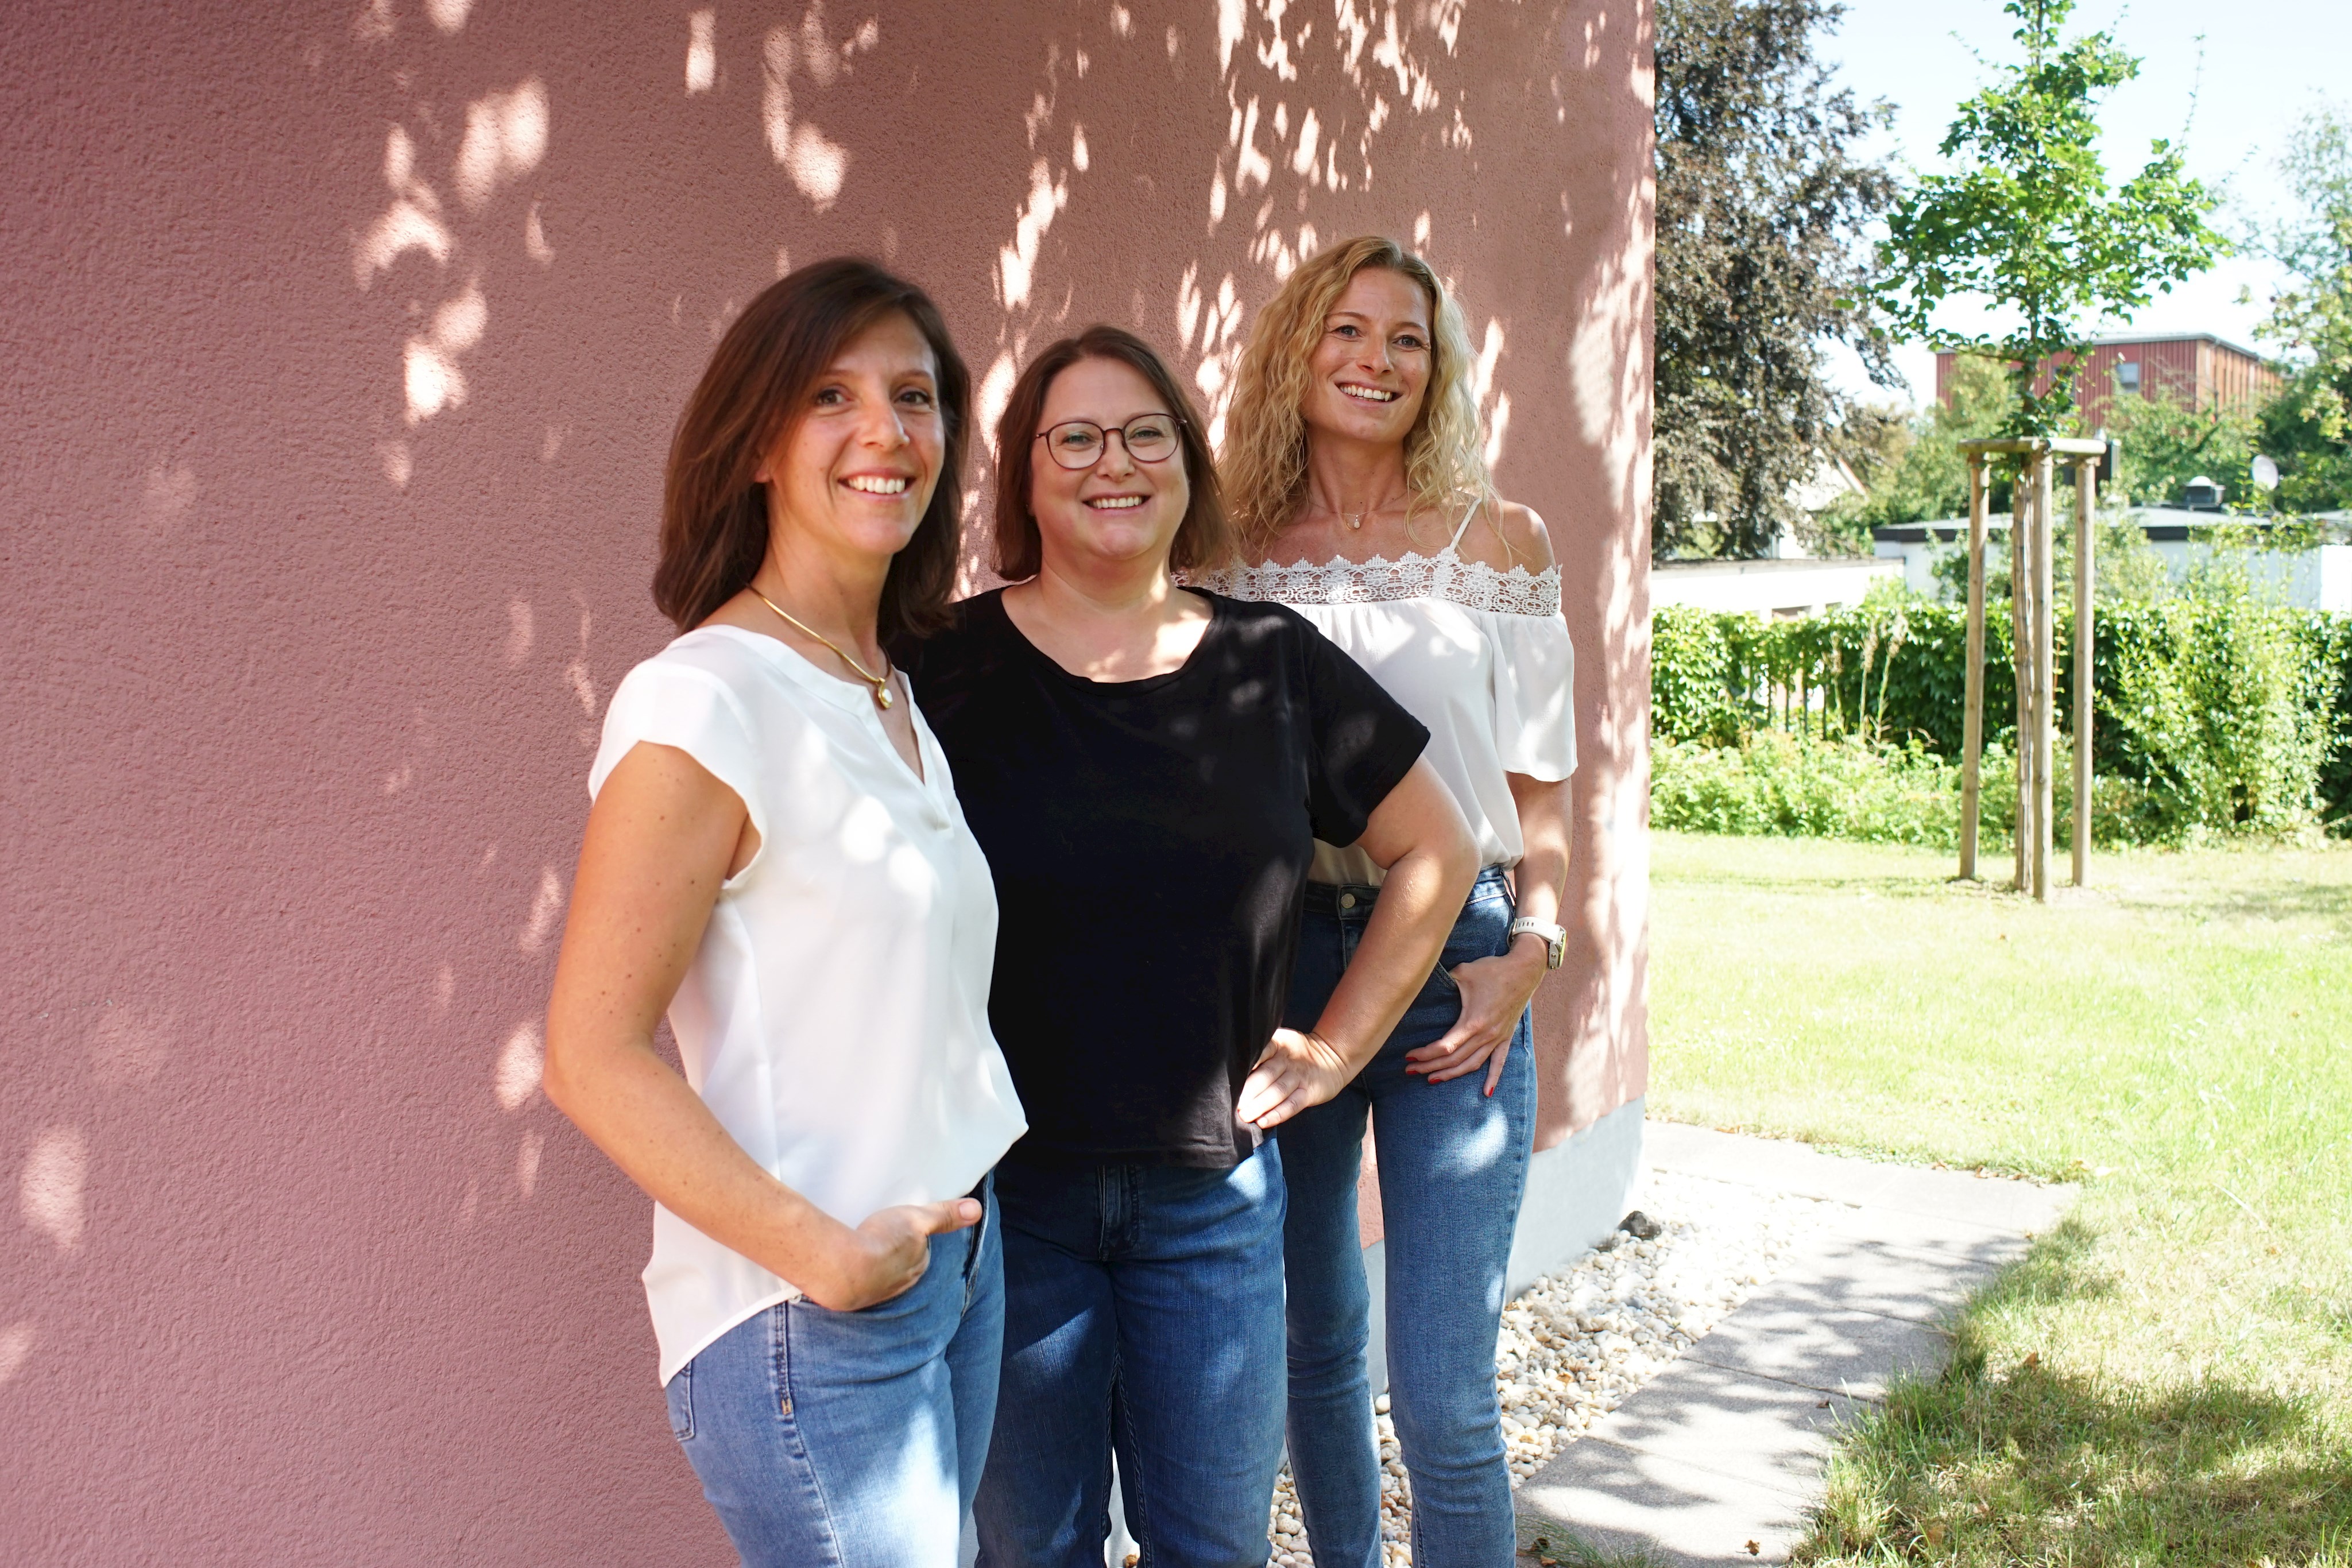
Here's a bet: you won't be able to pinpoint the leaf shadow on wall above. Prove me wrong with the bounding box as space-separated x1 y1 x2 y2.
1 0 1653 1559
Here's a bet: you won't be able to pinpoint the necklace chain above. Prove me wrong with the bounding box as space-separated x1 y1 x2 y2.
1312 494 1405 531
747 583 895 711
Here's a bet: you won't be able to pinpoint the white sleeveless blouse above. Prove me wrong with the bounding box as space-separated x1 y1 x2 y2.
1192 512 1576 882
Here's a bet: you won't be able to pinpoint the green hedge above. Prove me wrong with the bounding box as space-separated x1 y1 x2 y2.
1651 601 2352 839
1649 733 2159 849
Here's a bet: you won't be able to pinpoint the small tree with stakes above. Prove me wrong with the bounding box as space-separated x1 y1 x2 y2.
1870 0 2223 898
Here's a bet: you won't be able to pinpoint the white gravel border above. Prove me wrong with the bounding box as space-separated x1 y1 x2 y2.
1264 1171 1838 1567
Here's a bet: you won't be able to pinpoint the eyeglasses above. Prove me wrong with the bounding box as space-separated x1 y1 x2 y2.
1034 414 1184 470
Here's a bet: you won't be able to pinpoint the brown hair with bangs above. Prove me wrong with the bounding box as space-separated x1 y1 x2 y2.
992 325 1231 580
655 257 972 638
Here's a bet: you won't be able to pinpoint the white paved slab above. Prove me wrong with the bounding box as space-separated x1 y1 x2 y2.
1514 1124 2077 1566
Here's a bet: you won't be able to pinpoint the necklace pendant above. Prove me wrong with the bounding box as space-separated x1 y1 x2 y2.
873 685 894 712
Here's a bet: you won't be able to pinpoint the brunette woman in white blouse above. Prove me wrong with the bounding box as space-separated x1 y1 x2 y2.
543 259 1027 1566
1199 237 1576 1566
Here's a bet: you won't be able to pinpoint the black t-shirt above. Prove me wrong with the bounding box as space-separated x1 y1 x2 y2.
900 589 1430 1168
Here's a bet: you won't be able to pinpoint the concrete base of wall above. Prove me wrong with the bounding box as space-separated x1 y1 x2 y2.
1364 1094 1647 1396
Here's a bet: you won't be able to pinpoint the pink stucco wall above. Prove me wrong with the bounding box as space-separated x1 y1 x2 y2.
1 2 1650 1559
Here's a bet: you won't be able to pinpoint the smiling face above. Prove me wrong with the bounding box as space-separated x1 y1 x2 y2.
1027 355 1190 576
1302 266 1434 449
754 310 944 565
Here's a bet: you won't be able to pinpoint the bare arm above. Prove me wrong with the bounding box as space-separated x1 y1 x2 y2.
1407 772 1571 1090
1405 495 1574 1090
542 741 977 1313
1236 756 1479 1129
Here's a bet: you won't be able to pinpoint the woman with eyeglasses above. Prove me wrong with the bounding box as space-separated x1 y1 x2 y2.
898 324 1477 1566
1197 238 1576 1566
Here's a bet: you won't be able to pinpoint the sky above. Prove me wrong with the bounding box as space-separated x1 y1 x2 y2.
1817 0 2352 406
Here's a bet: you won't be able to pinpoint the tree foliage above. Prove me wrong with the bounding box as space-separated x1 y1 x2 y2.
2253 107 2352 512
1872 0 2224 435
1652 0 1897 559
1835 354 2018 532
2105 386 2260 508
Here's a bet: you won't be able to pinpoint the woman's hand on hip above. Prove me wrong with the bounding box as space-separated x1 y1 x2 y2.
1238 1028 1354 1131
1406 939 1547 1093
797 1197 982 1313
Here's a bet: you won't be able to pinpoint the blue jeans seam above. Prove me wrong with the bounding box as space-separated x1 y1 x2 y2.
1112 1371 1152 1564
668 1358 695 1442
771 1305 849 1566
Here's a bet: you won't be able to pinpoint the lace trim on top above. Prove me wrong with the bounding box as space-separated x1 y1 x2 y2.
1192 551 1562 618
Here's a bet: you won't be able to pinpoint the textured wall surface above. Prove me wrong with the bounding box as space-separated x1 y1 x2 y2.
0 1 1651 1559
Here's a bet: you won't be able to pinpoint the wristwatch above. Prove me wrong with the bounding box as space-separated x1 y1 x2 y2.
1509 916 1568 970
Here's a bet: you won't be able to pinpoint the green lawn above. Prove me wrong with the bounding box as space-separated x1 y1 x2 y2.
1646 831 2352 1565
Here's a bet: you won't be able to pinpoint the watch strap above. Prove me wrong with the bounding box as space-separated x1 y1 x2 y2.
1509 916 1568 970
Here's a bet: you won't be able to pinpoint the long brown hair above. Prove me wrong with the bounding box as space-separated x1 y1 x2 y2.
1220 235 1492 557
992 325 1232 580
655 257 971 638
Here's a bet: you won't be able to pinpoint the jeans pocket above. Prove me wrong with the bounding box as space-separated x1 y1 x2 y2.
664 1361 695 1443
961 1183 992 1292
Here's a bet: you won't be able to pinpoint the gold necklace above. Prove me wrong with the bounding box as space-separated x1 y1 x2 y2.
1319 497 1386 531
748 584 894 711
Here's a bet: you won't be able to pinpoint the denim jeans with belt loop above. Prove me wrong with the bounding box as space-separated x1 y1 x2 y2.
1276 866 1536 1567
974 1144 1289 1568
663 1177 1003 1566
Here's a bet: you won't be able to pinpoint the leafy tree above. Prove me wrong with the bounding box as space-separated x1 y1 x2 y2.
2104 386 2259 508
1842 354 2019 528
1652 0 1898 559
1873 0 2225 435
2252 107 2352 512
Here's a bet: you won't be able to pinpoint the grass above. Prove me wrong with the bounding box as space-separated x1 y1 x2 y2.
1646 831 2352 1566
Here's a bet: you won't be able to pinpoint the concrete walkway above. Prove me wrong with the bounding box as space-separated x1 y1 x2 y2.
1514 1124 2079 1566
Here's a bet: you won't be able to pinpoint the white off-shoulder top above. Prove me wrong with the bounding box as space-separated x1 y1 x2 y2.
1192 506 1576 882
590 626 1027 1385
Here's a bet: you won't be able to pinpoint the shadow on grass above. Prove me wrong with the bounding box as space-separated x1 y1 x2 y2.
2089 851 2352 929
1670 862 2001 906
1515 1524 1674 1568
2203 878 2352 928
1664 833 2352 933
1794 1216 2352 1566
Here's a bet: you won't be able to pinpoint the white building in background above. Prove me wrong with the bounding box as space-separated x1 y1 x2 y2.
1869 510 2352 611
1650 555 1903 617
1650 454 1904 617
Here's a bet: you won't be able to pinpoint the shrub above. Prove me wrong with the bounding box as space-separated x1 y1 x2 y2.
2096 595 2336 839
1650 733 2157 850
1650 604 1740 745
1651 733 1964 845
2298 610 2352 828
1650 601 2351 841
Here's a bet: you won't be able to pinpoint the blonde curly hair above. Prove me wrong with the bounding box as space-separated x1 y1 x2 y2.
1220 235 1494 560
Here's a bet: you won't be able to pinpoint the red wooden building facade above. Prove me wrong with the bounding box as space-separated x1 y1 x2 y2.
1936 332 2280 429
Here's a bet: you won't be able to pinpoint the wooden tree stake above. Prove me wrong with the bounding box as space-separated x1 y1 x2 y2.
2072 456 2097 886
1959 455 1989 881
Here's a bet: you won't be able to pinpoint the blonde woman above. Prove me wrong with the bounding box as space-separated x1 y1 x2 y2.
1197 238 1575 1566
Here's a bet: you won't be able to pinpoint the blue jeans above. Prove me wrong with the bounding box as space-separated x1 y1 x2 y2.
1277 868 1535 1568
975 1145 1287 1568
664 1182 1003 1566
